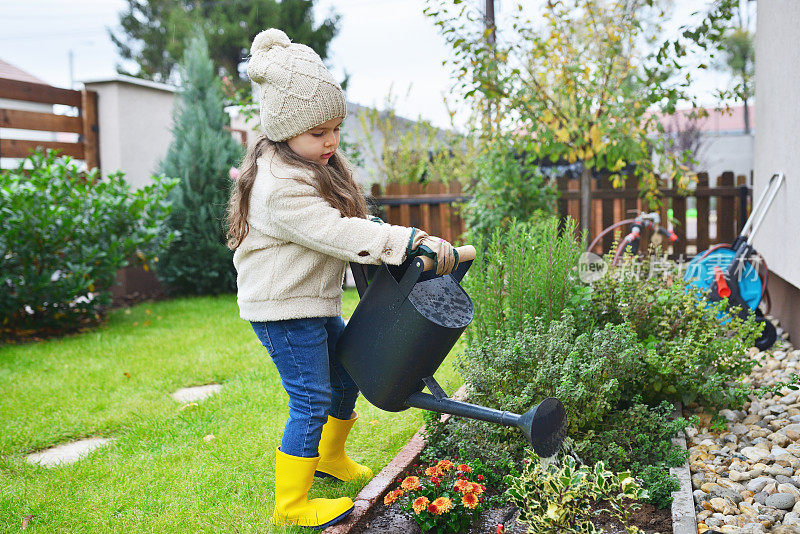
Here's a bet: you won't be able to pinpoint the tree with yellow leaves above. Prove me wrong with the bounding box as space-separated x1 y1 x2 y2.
425 0 736 232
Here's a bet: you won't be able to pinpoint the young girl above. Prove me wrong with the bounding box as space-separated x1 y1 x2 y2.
226 29 457 529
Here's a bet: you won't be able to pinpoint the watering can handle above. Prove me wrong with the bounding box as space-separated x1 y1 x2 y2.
419 245 477 272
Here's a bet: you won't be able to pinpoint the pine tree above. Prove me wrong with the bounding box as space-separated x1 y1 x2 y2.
157 35 243 295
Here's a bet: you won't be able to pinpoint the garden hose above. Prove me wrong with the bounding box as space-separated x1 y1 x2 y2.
587 218 636 253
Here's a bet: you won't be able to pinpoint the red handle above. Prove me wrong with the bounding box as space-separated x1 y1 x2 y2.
714 266 731 298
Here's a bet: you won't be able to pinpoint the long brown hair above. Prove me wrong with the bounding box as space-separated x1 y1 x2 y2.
226 135 368 250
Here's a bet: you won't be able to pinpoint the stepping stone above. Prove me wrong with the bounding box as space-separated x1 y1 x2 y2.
170 384 222 403
26 437 114 468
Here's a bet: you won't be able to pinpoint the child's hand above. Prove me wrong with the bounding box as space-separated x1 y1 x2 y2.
410 232 457 275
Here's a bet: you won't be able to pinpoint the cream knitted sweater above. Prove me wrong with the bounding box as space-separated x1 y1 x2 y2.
233 147 413 321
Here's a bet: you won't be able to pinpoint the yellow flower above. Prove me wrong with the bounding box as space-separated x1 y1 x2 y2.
425 466 442 477
412 496 430 514
383 489 403 505
462 492 479 509
436 459 453 471
401 476 421 491
454 479 472 493
431 497 453 514
470 482 484 496
457 464 472 474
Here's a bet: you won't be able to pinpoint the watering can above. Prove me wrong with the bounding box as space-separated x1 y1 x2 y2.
335 245 567 457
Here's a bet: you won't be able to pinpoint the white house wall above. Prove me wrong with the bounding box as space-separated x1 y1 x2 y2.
753 0 800 289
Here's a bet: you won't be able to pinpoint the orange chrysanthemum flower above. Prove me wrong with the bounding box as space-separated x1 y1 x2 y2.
437 459 454 470
401 476 421 491
425 466 442 477
457 464 472 473
427 503 439 515
383 489 403 505
461 492 479 509
432 496 453 514
412 496 430 514
454 478 472 493
470 482 484 496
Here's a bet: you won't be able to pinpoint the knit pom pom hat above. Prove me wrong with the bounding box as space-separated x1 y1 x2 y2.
247 28 347 142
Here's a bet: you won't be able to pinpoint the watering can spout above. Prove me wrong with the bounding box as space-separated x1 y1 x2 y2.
405 390 567 458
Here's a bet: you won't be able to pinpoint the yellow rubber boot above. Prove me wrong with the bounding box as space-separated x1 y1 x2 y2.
315 414 373 482
271 448 354 529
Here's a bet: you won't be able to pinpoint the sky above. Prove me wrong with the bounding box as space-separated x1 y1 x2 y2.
0 0 742 130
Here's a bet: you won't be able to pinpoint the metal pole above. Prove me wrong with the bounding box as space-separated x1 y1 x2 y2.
485 0 496 45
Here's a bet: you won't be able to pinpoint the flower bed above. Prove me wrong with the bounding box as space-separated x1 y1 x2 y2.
348 214 778 533
350 455 672 534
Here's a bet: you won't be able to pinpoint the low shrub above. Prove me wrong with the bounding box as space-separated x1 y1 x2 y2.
423 312 646 467
579 253 764 408
574 399 694 508
508 453 646 534
0 150 175 339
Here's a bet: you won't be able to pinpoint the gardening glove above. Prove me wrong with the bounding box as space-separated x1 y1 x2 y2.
406 228 458 276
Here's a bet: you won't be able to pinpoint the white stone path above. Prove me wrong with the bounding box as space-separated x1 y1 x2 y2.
25 383 223 467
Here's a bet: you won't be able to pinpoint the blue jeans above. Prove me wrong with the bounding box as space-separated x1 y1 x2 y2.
250 316 360 458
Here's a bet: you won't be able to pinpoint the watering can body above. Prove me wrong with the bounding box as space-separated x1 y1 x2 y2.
335 259 473 412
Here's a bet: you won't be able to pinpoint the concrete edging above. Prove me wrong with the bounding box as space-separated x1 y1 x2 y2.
322 385 467 534
670 402 698 534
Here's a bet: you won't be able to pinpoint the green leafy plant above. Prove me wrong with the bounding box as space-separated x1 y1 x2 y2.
581 254 763 407
461 137 557 246
637 464 680 510
425 0 740 234
508 452 646 534
0 150 176 339
423 312 645 471
157 34 244 295
462 216 586 343
384 459 489 534
574 399 693 509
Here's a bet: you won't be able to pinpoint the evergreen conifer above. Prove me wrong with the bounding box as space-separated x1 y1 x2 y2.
157 35 243 294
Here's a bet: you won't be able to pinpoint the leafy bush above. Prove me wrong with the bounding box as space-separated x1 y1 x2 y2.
462 216 585 344
383 459 490 534
0 150 175 339
574 399 693 509
461 138 557 245
424 312 646 467
638 464 680 510
157 35 243 295
508 453 646 534
579 255 764 407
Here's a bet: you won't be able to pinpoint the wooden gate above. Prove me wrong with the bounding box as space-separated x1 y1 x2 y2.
0 78 99 169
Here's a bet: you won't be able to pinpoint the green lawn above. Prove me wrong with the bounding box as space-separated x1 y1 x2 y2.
0 290 462 533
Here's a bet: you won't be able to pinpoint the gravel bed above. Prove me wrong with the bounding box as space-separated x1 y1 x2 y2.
688 316 800 533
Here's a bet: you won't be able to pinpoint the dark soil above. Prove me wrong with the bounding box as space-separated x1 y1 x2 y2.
352 493 672 534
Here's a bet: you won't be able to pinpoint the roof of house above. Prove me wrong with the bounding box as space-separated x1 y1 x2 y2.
0 58 48 85
655 104 755 134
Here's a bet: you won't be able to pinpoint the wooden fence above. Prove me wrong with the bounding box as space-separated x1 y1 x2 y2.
559 171 751 258
0 78 99 169
369 181 470 244
370 171 751 258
